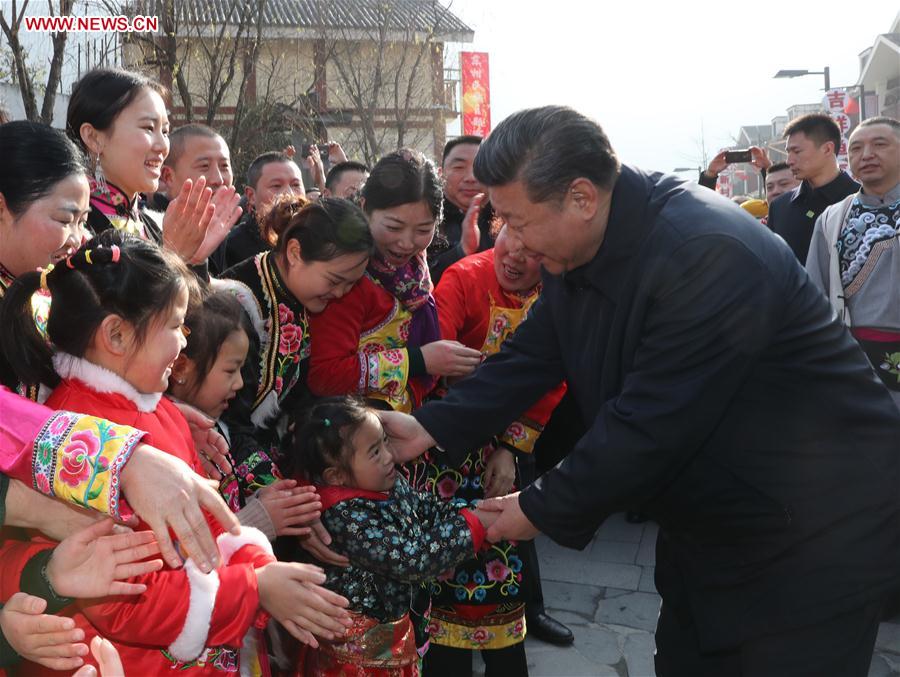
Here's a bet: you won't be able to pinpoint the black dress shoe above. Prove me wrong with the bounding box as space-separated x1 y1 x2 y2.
527 612 574 646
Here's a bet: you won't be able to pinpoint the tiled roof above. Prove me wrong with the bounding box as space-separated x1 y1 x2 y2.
129 0 473 40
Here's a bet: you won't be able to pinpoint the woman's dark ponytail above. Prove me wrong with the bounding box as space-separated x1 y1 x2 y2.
0 271 57 387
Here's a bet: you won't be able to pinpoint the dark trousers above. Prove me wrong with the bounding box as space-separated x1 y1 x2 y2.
423 641 528 677
654 599 883 677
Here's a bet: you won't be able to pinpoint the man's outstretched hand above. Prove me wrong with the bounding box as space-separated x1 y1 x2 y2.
477 492 540 542
378 411 435 463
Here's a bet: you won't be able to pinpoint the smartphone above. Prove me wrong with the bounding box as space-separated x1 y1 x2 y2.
725 149 752 164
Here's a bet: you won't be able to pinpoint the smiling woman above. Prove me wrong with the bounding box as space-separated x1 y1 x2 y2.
0 121 91 397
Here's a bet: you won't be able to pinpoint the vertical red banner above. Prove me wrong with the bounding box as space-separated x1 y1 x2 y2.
461 51 490 136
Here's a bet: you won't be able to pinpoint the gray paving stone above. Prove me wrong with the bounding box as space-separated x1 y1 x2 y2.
596 513 645 543
540 579 605 621
595 591 662 633
604 587 634 599
638 566 657 593
869 653 895 677
635 525 658 566
878 623 900 654
624 631 656 677
570 624 623 666
538 539 643 590
527 642 621 676
591 539 640 564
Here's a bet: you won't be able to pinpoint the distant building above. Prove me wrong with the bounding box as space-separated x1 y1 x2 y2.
856 10 900 119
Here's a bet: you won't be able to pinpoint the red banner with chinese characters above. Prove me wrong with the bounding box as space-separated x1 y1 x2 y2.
461 51 490 136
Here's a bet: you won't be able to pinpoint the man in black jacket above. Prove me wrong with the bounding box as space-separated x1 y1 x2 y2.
427 135 495 284
383 106 900 676
767 113 859 262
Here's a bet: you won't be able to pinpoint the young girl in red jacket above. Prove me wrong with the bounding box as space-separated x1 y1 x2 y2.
0 230 351 675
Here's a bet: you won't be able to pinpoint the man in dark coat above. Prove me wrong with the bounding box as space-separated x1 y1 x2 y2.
383 106 900 676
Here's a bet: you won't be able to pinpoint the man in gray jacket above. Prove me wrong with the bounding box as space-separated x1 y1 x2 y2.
806 116 900 410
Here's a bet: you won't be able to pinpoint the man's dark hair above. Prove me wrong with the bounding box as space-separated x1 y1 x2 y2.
783 113 841 155
442 135 482 164
325 160 369 191
246 151 294 189
856 116 900 138
767 161 791 174
473 106 620 203
165 123 224 168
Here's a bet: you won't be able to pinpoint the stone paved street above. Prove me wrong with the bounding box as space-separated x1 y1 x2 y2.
473 513 900 676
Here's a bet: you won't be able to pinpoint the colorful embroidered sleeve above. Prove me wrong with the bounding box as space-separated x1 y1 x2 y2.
322 478 480 584
0 388 144 521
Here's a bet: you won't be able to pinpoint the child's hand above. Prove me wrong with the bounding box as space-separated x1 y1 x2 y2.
47 519 164 598
258 479 322 537
256 562 352 648
72 635 124 677
0 593 87 670
472 507 500 532
483 446 516 499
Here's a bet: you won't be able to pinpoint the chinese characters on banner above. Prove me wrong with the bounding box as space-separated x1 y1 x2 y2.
461 52 491 136
823 88 852 171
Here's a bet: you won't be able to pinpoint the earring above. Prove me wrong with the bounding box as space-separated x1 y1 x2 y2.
174 377 185 385
94 152 107 193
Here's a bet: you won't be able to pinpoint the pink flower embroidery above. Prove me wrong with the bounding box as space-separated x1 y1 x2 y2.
470 627 491 645
492 317 507 335
274 376 284 394
279 323 303 355
384 350 403 365
49 415 70 436
59 430 102 487
35 473 51 494
485 559 511 583
505 422 525 442
278 303 295 326
436 476 459 499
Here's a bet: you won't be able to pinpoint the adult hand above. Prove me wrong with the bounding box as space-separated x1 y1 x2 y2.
256 562 351 647
0 593 87 671
258 479 322 537
478 492 540 542
750 146 772 172
72 636 124 677
282 144 297 159
420 339 482 377
162 177 215 263
4 479 102 540
379 410 435 463
705 150 729 180
189 186 242 264
47 519 163 598
327 141 348 165
170 400 233 478
300 520 350 567
305 146 326 192
483 446 516 499
460 193 486 256
121 445 241 572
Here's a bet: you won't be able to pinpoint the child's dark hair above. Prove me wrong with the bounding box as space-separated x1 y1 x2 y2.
66 68 168 153
271 195 374 262
361 148 443 223
175 288 251 398
0 230 197 388
0 121 88 216
288 396 372 484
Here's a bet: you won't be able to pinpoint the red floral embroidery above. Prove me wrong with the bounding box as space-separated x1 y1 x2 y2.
436 476 459 499
278 303 295 326
279 323 303 354
485 559 511 582
59 430 103 487
275 376 284 394
504 422 525 442
470 627 491 645
35 473 51 494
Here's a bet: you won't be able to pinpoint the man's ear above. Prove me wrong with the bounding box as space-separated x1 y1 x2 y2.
96 314 132 357
566 177 602 221
323 466 347 487
245 186 256 211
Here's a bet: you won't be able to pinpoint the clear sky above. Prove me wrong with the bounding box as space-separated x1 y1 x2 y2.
445 0 898 174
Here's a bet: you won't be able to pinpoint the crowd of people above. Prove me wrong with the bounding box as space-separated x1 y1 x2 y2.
0 64 898 677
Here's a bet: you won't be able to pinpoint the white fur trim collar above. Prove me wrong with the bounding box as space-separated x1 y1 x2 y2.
52 353 163 413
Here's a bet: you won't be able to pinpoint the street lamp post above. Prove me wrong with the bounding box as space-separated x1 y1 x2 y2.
773 67 831 91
